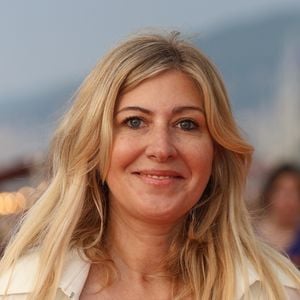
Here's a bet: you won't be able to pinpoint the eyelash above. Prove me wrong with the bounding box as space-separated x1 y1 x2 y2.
123 116 145 129
122 116 200 131
175 119 199 131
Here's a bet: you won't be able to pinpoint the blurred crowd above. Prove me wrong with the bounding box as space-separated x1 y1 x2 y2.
0 161 300 268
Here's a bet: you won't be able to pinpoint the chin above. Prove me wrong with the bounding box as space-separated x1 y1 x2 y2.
136 206 187 224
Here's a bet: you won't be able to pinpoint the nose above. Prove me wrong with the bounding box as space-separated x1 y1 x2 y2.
145 125 177 162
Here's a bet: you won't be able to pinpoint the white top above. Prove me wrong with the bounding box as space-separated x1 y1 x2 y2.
0 250 299 299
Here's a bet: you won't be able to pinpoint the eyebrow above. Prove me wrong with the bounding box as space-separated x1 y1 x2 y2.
116 105 204 115
172 106 204 114
116 106 151 115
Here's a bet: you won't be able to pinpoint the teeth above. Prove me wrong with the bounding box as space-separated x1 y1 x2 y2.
144 174 173 179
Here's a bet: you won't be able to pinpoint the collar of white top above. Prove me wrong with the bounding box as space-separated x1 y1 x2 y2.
0 250 90 298
0 249 297 299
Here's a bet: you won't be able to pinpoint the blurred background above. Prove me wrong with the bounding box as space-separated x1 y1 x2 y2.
0 0 300 261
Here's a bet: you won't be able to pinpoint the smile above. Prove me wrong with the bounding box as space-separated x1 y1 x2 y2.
144 174 177 179
132 170 184 185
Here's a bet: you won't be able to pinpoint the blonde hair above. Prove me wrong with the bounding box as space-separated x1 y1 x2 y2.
1 31 300 299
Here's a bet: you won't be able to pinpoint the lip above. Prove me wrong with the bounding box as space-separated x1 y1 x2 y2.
132 169 185 186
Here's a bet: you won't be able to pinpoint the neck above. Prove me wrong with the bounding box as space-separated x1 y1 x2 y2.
106 208 182 278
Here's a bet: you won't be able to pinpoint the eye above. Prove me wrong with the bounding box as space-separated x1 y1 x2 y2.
176 119 198 131
124 117 144 129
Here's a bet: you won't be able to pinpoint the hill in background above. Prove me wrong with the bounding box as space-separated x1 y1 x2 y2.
0 10 299 167
199 10 300 164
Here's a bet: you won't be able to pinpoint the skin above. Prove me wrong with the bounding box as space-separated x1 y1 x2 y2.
258 173 300 252
80 70 214 299
268 173 300 227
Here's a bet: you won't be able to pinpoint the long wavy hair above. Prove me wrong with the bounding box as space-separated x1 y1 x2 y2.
1 31 300 300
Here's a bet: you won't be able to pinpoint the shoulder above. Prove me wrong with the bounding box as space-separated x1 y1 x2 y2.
0 251 39 295
235 260 300 300
0 249 90 298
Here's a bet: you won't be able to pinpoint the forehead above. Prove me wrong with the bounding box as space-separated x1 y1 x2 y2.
116 70 203 111
274 173 300 186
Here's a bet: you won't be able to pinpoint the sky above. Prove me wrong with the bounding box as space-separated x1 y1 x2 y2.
1 0 300 101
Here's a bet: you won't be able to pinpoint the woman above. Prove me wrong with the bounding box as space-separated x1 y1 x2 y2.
256 164 300 267
0 31 299 300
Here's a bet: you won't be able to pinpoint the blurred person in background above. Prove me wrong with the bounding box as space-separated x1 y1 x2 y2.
256 164 300 267
0 31 299 299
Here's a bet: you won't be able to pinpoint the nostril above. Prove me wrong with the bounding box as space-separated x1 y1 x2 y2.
145 137 177 162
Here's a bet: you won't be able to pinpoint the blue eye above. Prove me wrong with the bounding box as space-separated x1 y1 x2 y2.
125 117 144 129
177 120 198 131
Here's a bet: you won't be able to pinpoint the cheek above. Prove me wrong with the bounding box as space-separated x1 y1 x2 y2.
189 139 214 173
108 135 141 172
184 139 214 197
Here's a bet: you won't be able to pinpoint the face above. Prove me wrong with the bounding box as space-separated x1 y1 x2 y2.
106 70 214 225
269 173 300 225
